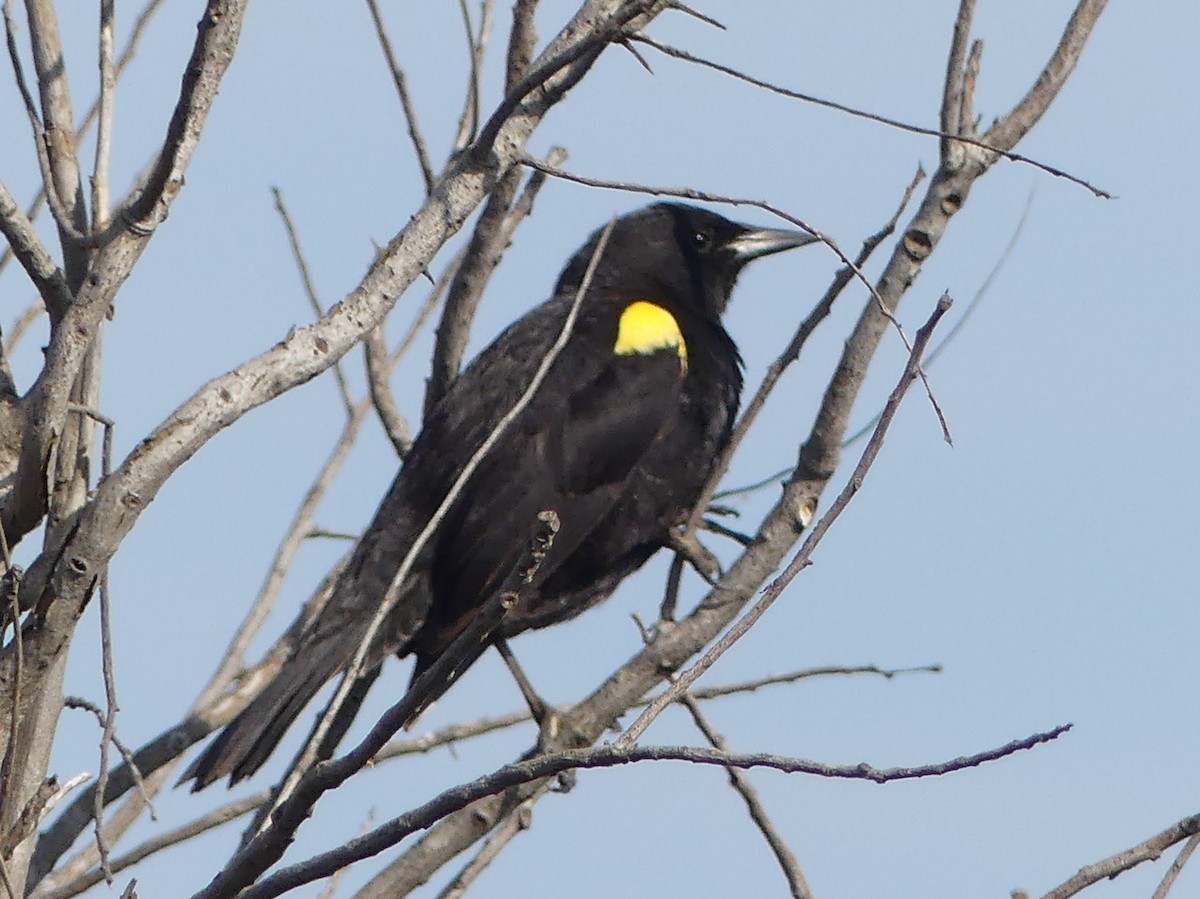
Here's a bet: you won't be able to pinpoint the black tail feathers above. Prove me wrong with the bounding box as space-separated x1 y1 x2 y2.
182 645 346 790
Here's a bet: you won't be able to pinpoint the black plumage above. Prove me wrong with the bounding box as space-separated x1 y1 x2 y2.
184 202 814 789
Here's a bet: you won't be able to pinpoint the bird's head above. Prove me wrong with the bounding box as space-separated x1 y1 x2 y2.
555 202 818 320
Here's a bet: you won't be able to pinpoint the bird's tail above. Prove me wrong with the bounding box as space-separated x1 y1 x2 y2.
182 640 348 790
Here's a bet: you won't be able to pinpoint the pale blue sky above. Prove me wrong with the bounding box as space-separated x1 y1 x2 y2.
3 2 1198 897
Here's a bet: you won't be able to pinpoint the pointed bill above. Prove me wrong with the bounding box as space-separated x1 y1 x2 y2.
727 226 819 262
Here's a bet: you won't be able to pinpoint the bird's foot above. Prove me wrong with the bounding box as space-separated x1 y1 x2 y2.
667 529 723 586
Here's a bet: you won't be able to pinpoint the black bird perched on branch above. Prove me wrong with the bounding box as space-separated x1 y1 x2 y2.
184 202 815 789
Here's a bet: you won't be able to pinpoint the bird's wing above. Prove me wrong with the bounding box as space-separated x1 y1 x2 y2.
410 322 687 664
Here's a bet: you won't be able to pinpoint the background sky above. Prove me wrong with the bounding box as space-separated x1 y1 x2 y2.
3 1 1199 897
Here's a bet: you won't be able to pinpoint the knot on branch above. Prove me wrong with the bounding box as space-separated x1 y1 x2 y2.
901 229 933 261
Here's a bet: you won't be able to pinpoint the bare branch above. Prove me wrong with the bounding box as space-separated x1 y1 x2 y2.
451 0 490 152
0 179 71 317
1037 813 1200 899
843 185 1035 449
1152 834 1200 899
35 792 268 899
632 33 1109 198
353 647 945 893
242 725 1072 899
432 800 533 899
984 0 1108 153
506 0 539 92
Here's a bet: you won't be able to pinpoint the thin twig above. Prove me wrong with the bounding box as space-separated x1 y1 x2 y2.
272 187 355 418
363 326 412 457
62 405 120 882
2 0 87 243
433 800 533 899
92 576 116 883
689 663 942 701
680 696 812 899
364 0 434 194
61 696 153 819
632 33 1109 199
842 183 1035 448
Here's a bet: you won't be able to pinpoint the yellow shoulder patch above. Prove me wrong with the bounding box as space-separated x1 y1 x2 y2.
613 301 687 367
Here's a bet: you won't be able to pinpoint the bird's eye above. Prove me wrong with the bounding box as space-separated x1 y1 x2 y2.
692 229 713 252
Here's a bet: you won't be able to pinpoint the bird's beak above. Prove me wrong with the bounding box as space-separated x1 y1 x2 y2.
726 226 819 263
